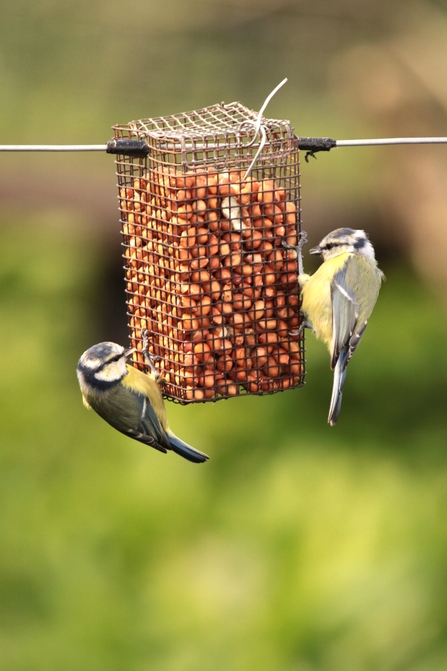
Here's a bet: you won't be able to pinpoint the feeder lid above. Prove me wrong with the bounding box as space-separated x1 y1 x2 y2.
114 102 296 143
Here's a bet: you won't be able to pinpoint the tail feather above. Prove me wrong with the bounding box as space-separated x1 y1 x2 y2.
328 349 349 426
167 433 209 464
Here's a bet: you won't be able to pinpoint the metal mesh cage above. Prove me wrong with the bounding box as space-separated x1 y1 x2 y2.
113 101 305 403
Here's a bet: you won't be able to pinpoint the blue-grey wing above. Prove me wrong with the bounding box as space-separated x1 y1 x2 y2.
330 263 359 370
124 391 171 453
126 393 209 463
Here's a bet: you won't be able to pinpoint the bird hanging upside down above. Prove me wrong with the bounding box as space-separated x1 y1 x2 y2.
76 332 209 463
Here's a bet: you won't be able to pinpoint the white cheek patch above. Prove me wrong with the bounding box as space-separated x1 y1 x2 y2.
95 360 127 382
362 240 376 261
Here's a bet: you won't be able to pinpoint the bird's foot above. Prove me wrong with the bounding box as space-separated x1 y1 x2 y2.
289 317 314 337
141 329 163 382
282 230 308 253
282 230 308 276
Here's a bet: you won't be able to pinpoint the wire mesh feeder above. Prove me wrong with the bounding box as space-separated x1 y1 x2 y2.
113 101 305 403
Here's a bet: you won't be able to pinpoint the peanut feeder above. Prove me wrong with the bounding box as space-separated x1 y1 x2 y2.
113 102 305 403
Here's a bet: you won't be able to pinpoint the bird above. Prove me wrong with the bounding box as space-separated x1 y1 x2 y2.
76 334 209 463
298 227 384 426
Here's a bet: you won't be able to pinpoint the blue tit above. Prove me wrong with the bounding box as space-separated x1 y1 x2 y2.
299 227 384 426
76 340 209 463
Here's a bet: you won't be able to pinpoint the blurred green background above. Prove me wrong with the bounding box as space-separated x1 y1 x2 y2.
2 1 447 670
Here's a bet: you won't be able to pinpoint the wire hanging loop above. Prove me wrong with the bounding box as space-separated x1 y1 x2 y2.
237 78 288 181
241 125 267 180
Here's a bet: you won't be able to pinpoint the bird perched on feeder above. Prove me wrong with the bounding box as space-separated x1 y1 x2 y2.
297 227 384 426
76 332 209 463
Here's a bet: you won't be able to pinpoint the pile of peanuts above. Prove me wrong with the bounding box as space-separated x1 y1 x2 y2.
120 167 304 402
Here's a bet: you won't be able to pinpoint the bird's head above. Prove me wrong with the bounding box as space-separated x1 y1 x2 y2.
77 342 135 392
310 228 376 261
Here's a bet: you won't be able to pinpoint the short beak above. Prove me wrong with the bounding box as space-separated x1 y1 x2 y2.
309 245 322 255
124 347 136 359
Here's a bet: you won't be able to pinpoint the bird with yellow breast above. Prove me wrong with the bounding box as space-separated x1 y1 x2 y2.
76 332 209 463
297 227 384 425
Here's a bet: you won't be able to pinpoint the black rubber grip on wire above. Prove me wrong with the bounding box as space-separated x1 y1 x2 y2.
297 137 337 162
106 139 149 156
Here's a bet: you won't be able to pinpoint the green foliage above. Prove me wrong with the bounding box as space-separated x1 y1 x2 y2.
1 218 447 671
2 1 447 667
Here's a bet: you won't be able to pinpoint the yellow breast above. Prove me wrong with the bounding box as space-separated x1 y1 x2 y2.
122 364 169 430
300 254 352 347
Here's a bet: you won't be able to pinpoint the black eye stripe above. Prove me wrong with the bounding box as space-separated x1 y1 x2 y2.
95 352 124 373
